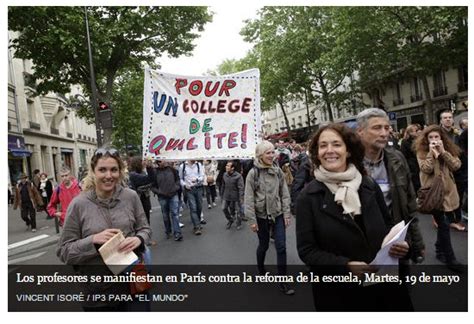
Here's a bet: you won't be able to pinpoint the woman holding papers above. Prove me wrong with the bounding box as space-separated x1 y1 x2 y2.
415 125 463 273
296 124 412 311
57 147 151 311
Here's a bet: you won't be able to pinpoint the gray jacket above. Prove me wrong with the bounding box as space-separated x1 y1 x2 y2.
221 171 244 202
244 160 291 223
56 185 151 306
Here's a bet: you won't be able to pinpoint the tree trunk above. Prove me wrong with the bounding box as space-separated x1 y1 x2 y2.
277 99 292 139
421 75 434 125
304 88 312 128
318 73 334 122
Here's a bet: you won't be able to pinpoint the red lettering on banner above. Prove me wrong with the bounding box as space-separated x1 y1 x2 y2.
189 80 203 96
213 133 227 149
175 79 188 95
228 132 238 148
218 80 237 96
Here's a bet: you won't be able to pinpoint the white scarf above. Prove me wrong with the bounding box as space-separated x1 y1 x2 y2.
314 164 362 217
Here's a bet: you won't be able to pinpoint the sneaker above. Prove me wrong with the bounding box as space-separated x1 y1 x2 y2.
31 228 37 233
200 219 207 225
212 202 217 207
236 224 242 230
174 235 183 241
193 227 202 235
208 204 212 209
278 283 295 296
179 222 185 228
165 232 172 239
226 221 233 229
241 216 249 221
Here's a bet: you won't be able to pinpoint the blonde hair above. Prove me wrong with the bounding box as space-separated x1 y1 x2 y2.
82 149 127 192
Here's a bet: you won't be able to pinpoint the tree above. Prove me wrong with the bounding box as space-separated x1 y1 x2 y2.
8 6 213 145
111 70 144 155
241 7 355 126
332 7 468 124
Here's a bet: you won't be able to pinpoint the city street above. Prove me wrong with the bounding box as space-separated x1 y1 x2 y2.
7 194 468 311
8 195 468 266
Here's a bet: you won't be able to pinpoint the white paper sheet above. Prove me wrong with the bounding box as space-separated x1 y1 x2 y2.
98 231 138 275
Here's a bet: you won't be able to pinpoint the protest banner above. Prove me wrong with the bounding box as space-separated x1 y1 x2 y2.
142 68 261 160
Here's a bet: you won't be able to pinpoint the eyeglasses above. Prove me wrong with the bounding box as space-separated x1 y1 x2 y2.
94 148 119 157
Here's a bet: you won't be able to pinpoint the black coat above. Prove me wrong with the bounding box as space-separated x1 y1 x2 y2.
296 176 390 271
296 176 413 311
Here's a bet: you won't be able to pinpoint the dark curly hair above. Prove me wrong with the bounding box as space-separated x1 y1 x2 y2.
414 125 461 158
308 123 367 175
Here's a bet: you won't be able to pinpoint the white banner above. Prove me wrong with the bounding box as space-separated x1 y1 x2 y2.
142 68 261 160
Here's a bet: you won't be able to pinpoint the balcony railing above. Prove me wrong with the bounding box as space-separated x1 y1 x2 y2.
458 82 468 92
433 87 448 97
29 121 41 130
410 94 423 102
393 98 404 106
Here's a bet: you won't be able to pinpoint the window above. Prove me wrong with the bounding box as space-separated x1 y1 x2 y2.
392 82 404 106
433 70 447 97
410 77 423 102
458 65 468 92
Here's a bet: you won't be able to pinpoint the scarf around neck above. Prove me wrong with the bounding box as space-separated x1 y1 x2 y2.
314 164 362 217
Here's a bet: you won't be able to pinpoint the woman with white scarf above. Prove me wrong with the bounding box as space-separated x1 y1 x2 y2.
296 123 412 311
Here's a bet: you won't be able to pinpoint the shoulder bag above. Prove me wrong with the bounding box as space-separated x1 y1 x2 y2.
417 162 445 214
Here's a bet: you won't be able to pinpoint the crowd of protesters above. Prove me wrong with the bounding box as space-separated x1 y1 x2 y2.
11 107 467 311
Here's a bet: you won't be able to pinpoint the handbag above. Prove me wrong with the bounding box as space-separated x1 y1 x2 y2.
207 175 215 185
417 162 445 214
129 248 152 295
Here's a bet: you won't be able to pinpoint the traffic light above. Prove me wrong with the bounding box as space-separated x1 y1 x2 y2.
99 101 109 111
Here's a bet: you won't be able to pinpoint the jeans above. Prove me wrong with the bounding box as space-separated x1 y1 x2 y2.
256 215 287 275
158 194 181 237
432 209 456 261
185 186 203 228
222 200 241 224
205 185 217 205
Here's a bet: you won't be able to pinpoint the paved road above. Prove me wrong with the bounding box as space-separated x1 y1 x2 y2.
8 196 468 266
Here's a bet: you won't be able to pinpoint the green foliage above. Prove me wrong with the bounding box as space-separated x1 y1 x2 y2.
111 70 144 153
331 6 468 92
9 6 213 138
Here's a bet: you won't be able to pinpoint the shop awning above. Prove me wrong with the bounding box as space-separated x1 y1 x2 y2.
9 148 31 157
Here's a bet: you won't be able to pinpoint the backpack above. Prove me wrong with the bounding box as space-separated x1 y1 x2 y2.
181 162 200 181
252 164 283 191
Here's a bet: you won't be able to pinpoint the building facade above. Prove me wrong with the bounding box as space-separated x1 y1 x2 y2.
8 31 98 186
262 65 468 140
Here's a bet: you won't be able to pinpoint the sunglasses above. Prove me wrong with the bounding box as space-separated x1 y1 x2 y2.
94 148 119 157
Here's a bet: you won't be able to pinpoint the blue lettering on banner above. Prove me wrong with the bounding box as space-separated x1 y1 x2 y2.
153 91 178 117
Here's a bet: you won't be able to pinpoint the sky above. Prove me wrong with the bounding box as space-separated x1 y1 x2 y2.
157 5 262 76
